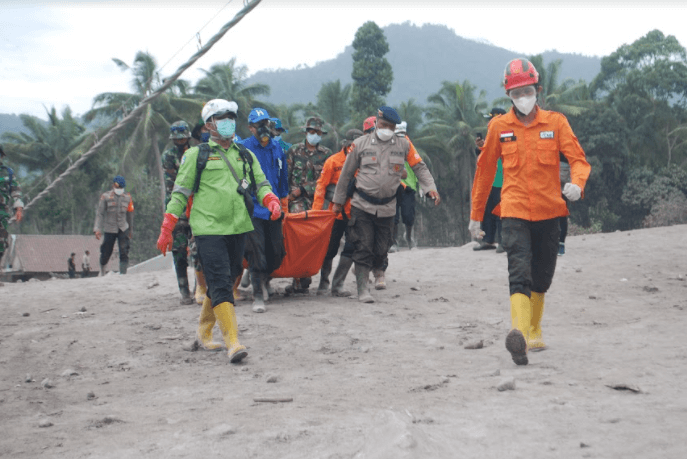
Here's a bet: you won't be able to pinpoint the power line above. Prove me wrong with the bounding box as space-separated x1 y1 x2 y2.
23 0 263 213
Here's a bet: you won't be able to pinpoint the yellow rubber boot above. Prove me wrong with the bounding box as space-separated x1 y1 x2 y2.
194 270 207 305
529 292 546 351
197 296 222 350
213 302 248 363
505 293 531 365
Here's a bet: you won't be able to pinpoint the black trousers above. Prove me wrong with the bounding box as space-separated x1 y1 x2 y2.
501 218 560 297
348 206 394 269
483 186 502 244
245 217 285 276
394 187 416 228
99 230 130 266
195 234 246 307
325 218 354 261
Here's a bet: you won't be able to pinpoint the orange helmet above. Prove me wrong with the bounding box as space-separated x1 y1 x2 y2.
504 58 539 91
363 116 376 132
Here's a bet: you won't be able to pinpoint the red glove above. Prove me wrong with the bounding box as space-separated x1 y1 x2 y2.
262 193 282 221
157 213 178 255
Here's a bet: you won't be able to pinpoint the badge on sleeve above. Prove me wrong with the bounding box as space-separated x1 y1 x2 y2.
500 131 516 143
540 131 554 139
180 156 186 165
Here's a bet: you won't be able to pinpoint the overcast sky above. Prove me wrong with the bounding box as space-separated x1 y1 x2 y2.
2 0 686 119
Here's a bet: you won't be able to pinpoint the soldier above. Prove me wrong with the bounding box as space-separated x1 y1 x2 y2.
0 145 24 268
162 121 195 304
312 128 364 296
94 176 134 275
332 107 441 303
238 108 288 313
469 58 590 365
286 116 333 293
157 99 281 363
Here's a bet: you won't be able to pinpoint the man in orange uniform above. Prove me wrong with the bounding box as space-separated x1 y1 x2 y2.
312 128 363 296
469 58 591 365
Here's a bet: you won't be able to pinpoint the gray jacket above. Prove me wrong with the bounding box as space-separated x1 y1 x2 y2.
94 190 134 235
333 133 436 218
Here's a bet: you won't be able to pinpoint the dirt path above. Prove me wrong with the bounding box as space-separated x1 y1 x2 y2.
1 225 686 458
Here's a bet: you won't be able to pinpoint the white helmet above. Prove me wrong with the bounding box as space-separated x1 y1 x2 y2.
201 99 238 123
395 121 407 134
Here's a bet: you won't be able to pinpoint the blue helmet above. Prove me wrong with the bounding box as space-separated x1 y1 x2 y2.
113 175 126 188
248 108 270 124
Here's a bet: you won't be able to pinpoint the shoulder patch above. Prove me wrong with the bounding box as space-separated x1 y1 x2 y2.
180 156 186 165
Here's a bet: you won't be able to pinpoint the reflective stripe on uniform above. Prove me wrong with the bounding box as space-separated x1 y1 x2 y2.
173 185 193 197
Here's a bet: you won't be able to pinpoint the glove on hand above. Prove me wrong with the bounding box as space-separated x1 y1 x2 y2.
563 183 582 201
468 220 483 240
262 193 282 221
157 213 178 255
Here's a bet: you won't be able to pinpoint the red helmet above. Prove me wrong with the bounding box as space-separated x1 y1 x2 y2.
504 58 539 91
363 116 376 132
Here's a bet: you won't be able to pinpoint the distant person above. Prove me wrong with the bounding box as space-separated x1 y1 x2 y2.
93 175 134 275
473 107 507 253
469 58 590 365
390 121 419 251
0 145 24 266
270 117 292 157
82 250 91 278
285 116 333 294
68 253 76 279
362 116 376 135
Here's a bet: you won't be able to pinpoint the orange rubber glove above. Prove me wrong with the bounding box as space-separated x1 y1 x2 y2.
262 193 282 221
157 213 178 255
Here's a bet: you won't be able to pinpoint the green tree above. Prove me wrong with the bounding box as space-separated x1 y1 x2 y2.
413 80 488 245
349 22 393 123
193 58 272 139
528 55 592 116
397 98 424 137
85 51 203 210
316 80 351 147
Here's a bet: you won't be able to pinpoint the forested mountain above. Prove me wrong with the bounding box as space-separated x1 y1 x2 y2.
248 22 601 107
0 114 30 137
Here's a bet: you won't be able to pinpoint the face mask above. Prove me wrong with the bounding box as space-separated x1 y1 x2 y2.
274 135 282 142
511 94 537 116
200 132 211 143
216 119 236 139
114 188 124 196
376 128 394 142
306 133 321 145
256 125 271 144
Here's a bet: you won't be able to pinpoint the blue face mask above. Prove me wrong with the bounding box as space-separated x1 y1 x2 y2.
274 135 282 142
200 132 211 143
216 119 236 139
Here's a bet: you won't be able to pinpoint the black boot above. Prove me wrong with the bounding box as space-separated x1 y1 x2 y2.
317 258 333 295
119 261 128 275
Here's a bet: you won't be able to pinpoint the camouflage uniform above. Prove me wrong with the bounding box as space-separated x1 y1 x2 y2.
286 117 332 213
0 157 23 260
163 121 197 301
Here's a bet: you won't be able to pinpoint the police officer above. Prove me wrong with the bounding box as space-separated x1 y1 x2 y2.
332 107 441 303
94 175 134 275
469 58 591 365
0 145 24 267
157 99 281 363
286 116 333 293
238 108 288 313
162 121 195 304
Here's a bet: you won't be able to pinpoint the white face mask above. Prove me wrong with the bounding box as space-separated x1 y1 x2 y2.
306 133 321 145
511 94 537 115
376 128 394 142
114 188 124 196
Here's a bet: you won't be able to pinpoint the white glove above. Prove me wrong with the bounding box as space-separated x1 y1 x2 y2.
563 183 582 202
468 220 483 240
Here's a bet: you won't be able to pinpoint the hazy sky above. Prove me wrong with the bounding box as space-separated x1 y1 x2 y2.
1 0 686 119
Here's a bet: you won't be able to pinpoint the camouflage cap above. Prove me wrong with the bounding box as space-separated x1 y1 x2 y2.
302 117 328 134
341 128 363 148
169 120 191 140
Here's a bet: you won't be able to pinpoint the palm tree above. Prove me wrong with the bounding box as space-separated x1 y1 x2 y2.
413 80 488 245
315 80 351 146
193 58 272 138
397 98 424 137
85 51 203 209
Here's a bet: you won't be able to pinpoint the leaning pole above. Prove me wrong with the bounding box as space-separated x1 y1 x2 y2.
23 0 263 213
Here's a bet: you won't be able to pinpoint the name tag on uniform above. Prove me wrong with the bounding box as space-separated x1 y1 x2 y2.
540 131 554 139
500 131 516 142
